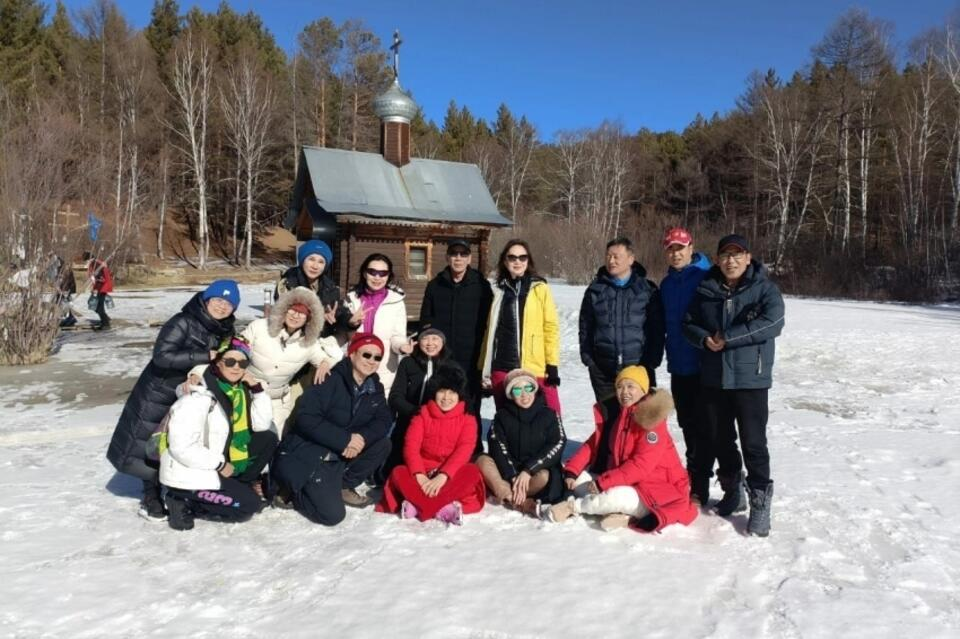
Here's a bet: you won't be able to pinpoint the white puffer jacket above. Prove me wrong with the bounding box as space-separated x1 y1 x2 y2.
344 286 408 394
159 378 274 491
240 287 342 399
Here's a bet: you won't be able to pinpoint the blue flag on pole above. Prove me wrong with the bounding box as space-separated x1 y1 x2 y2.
88 213 102 243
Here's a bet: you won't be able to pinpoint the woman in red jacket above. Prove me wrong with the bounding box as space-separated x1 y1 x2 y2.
377 364 486 525
546 365 698 532
84 251 114 330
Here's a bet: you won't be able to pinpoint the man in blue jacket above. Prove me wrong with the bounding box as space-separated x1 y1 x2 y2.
683 234 784 537
272 332 392 525
579 237 664 403
659 227 715 505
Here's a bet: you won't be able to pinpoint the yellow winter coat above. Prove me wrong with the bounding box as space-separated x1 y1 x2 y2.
479 279 560 378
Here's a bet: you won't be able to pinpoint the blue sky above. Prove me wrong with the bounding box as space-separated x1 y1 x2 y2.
58 0 958 138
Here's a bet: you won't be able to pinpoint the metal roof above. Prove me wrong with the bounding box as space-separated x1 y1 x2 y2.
288 146 511 227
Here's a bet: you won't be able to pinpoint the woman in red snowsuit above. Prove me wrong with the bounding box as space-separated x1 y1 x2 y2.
377 364 485 525
547 365 698 532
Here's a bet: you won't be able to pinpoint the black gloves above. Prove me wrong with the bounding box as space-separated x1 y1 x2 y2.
545 365 561 387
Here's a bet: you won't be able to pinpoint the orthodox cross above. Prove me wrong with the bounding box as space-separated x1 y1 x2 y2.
390 30 403 79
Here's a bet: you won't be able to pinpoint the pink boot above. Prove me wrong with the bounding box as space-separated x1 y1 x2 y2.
400 500 419 520
435 501 463 526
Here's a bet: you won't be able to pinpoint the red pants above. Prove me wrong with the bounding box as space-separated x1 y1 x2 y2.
377 464 486 521
490 369 562 416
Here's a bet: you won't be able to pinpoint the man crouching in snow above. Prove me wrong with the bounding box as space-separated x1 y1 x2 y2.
545 366 698 532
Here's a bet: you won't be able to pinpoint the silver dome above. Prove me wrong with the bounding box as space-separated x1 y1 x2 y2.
372 78 418 122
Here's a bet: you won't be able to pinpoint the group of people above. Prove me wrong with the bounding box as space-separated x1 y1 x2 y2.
106 227 784 537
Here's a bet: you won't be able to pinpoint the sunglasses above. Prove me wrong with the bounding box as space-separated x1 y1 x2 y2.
506 254 529 263
510 383 537 397
366 268 389 278
359 351 384 362
221 357 250 369
448 250 470 258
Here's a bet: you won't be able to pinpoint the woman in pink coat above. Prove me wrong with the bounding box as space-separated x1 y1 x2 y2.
377 364 485 525
546 365 698 532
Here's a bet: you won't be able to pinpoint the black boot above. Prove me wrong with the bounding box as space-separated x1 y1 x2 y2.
138 480 167 522
747 482 774 537
164 492 195 531
714 471 746 516
689 472 710 507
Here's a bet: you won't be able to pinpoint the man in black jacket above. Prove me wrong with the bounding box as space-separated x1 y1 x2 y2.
579 238 665 403
419 239 493 450
272 333 392 526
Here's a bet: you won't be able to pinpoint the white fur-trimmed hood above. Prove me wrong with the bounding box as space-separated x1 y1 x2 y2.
269 287 323 346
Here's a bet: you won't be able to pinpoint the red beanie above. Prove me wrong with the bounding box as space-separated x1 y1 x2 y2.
348 332 384 356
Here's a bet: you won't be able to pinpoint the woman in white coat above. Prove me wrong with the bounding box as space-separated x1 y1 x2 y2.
240 287 342 436
160 336 278 531
344 253 412 395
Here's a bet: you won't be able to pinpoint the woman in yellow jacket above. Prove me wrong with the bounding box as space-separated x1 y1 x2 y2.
479 239 562 415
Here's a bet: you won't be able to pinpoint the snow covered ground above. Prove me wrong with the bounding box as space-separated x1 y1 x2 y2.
1 282 958 638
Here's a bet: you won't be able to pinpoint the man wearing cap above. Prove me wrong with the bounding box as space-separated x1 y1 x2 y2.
275 239 351 339
419 239 493 448
579 237 665 403
683 234 784 537
659 227 715 504
272 332 393 526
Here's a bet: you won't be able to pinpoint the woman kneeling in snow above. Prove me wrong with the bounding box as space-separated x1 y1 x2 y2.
377 364 485 525
476 369 566 516
546 366 698 532
160 336 278 531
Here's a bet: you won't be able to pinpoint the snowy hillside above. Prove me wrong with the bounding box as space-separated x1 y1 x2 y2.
1 282 958 638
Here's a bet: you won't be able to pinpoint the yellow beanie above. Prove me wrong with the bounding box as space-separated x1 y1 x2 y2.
615 366 649 394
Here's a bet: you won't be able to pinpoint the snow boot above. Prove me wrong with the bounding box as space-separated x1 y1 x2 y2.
546 497 577 523
400 500 419 520
689 472 710 507
138 482 166 522
714 471 747 516
599 513 631 531
341 487 372 508
435 501 463 526
164 493 194 531
747 482 774 537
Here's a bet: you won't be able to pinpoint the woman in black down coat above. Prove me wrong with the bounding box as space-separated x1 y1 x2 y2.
107 280 240 520
383 328 450 478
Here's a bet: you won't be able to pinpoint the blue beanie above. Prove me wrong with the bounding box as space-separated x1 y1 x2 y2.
298 240 333 267
202 279 241 307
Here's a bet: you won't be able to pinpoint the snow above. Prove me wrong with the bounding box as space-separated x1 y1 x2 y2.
1 282 959 637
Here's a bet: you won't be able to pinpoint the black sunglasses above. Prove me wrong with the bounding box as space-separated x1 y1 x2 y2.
448 250 470 258
506 254 529 263
221 357 250 369
359 351 384 362
366 268 389 278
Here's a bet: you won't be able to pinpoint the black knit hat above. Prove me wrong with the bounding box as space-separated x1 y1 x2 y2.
425 363 468 399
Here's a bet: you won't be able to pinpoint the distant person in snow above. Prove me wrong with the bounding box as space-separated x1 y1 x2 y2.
274 240 353 340
476 369 566 516
107 279 241 522
683 234 785 537
659 227 722 508
544 366 697 532
479 239 562 415
377 364 486 525
579 237 664 403
160 336 278 531
271 332 392 526
83 251 113 330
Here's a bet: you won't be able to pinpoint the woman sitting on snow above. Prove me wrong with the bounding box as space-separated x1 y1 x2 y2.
545 366 698 532
476 369 566 516
377 364 486 525
160 336 278 531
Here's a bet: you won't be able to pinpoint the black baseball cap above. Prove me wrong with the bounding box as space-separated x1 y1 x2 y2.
717 234 750 254
446 239 471 254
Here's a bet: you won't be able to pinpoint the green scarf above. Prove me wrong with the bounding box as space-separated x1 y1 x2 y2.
217 379 252 474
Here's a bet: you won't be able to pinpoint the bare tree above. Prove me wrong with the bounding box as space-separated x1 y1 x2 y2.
546 129 588 220
166 32 213 268
495 105 537 218
935 24 960 237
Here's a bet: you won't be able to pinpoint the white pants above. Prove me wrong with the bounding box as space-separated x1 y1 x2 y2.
571 472 649 518
271 393 296 438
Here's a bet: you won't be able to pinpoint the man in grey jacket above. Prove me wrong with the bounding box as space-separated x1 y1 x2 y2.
683 234 784 537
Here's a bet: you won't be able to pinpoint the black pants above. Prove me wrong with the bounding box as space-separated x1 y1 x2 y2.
292 437 391 526
701 387 771 490
94 292 110 326
671 374 711 471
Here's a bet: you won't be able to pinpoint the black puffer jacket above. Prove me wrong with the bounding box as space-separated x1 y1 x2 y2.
272 359 392 492
578 263 665 384
419 267 493 373
106 292 235 480
388 348 450 434
682 260 785 390
488 395 566 503
275 266 351 338
491 275 535 372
